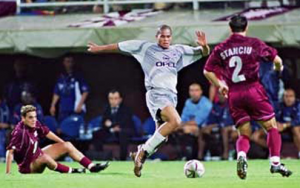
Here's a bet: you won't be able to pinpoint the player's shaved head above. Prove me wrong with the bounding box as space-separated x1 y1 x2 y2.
156 25 172 36
229 15 248 33
156 25 172 49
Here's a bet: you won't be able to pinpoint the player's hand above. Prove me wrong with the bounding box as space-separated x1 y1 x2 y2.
277 122 289 132
218 80 229 98
104 120 112 127
56 128 62 135
50 106 56 116
87 42 101 53
75 105 82 114
113 126 121 132
195 31 208 47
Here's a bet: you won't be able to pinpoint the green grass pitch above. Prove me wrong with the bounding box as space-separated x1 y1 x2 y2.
1 160 299 188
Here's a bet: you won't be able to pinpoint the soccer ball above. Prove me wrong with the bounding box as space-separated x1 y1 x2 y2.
184 160 205 178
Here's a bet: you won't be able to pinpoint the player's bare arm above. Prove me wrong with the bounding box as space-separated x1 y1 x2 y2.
87 42 119 53
5 150 14 174
273 55 283 71
195 31 210 56
203 70 228 98
46 132 65 143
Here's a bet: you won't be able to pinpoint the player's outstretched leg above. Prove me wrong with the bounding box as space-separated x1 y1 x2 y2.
259 118 292 177
30 153 86 173
236 122 251 180
42 142 109 173
133 106 181 177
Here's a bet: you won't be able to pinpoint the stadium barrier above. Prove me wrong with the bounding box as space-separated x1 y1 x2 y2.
16 0 260 14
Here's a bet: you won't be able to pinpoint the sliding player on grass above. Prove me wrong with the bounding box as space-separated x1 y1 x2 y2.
87 25 210 177
203 15 292 179
6 105 109 174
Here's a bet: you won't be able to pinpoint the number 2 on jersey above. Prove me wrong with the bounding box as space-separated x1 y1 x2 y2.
229 56 246 83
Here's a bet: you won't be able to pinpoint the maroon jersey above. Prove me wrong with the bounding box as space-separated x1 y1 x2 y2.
7 121 50 173
204 34 277 88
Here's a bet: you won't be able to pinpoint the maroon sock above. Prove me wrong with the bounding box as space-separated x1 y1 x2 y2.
55 163 71 173
236 135 250 154
80 157 93 169
267 128 281 157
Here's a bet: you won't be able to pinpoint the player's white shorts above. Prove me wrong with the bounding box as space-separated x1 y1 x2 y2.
146 88 178 122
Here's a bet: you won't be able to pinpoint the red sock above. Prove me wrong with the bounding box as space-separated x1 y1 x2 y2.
236 135 250 154
267 128 281 159
80 157 93 169
55 163 71 173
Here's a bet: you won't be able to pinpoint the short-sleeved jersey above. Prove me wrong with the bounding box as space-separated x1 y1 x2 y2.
204 34 277 88
181 96 212 126
7 121 50 173
118 40 203 93
54 73 89 113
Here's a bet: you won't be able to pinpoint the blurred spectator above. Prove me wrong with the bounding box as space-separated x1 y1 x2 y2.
50 55 89 122
204 93 237 160
259 61 289 111
251 61 288 156
0 94 10 159
277 89 300 158
91 89 135 161
180 83 212 160
4 59 37 112
12 91 44 125
251 89 300 159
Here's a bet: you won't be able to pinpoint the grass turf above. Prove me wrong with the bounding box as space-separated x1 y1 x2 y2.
1 160 299 188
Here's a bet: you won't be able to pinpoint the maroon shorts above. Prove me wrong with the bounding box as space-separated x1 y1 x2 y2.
19 163 32 174
18 151 43 174
228 82 275 126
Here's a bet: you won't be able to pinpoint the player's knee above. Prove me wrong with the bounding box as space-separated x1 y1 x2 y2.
39 154 51 164
169 117 181 130
63 141 74 150
264 122 276 131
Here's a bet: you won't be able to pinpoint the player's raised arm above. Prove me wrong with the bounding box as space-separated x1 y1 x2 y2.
195 31 210 56
273 55 283 72
87 42 119 53
46 131 65 143
6 150 14 174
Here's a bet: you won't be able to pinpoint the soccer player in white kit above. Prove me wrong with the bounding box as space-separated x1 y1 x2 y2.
87 25 210 177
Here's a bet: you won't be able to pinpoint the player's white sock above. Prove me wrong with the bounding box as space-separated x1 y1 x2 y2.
68 168 73 173
298 151 300 159
237 151 247 160
88 163 95 170
142 131 166 155
270 156 280 166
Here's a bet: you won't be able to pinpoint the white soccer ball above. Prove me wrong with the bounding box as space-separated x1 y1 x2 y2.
184 160 205 178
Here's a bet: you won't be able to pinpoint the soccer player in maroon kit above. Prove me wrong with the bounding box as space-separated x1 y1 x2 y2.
6 105 109 174
204 15 292 179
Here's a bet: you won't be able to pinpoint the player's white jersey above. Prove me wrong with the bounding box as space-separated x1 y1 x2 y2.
118 40 203 94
